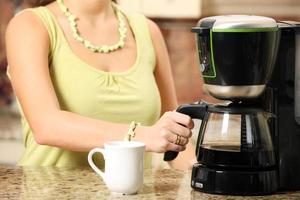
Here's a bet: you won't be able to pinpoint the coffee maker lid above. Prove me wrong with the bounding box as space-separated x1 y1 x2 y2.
198 15 278 30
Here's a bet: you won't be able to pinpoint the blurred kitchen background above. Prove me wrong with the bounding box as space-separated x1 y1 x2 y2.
0 0 299 165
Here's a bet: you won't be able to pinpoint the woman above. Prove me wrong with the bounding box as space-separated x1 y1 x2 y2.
5 0 195 168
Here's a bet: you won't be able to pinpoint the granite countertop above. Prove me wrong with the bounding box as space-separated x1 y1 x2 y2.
1 165 300 200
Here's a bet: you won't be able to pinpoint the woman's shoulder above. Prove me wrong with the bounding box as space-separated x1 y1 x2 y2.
5 8 50 50
145 18 162 39
7 8 48 37
125 11 162 40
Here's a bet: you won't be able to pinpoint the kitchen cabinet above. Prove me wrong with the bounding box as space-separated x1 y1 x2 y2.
119 0 300 20
202 0 300 18
118 0 142 14
141 0 201 19
118 0 202 19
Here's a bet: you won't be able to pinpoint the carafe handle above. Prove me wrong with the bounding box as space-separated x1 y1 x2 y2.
163 102 207 161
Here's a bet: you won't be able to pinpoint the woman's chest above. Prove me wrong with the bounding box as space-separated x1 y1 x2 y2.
49 58 161 124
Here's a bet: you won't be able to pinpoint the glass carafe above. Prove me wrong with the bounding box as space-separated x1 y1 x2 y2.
197 107 276 169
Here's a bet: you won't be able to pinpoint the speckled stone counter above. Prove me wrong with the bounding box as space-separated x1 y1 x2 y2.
1 165 300 200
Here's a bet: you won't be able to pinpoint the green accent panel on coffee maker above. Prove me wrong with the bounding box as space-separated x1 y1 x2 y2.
203 30 217 78
202 27 279 79
212 27 278 33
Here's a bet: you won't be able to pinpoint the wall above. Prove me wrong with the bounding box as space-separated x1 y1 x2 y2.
163 24 200 103
157 21 214 104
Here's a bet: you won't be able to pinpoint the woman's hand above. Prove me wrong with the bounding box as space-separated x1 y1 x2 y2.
138 111 194 153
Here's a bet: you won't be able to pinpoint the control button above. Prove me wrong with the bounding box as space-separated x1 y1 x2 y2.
201 63 210 73
200 63 207 72
195 182 204 188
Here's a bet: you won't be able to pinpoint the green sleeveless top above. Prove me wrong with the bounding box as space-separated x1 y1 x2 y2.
18 7 161 167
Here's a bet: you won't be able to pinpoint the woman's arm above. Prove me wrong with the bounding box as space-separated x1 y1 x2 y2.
147 20 178 114
6 11 131 151
147 19 196 169
6 11 193 153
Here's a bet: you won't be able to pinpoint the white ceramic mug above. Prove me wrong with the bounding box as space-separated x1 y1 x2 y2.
88 141 145 195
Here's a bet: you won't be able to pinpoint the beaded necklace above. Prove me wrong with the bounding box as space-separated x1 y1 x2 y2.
56 0 127 53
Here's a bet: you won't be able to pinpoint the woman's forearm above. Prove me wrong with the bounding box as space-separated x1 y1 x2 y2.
32 110 133 152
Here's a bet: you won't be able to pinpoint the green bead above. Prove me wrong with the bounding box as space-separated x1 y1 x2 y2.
70 21 77 27
83 40 91 47
61 6 68 13
102 46 109 53
119 41 125 47
77 37 84 43
68 15 76 21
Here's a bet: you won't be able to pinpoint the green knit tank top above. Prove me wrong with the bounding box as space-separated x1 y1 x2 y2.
18 7 161 167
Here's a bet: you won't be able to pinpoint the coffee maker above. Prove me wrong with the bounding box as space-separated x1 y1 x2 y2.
164 15 300 195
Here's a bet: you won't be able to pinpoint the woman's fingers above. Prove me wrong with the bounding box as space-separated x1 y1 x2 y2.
167 120 192 138
167 111 194 129
161 112 193 138
167 142 187 152
168 132 189 146
149 111 194 153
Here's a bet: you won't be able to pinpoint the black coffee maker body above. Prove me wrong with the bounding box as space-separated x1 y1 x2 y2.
163 15 300 195
266 22 300 190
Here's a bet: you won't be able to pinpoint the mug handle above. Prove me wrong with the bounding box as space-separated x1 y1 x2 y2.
88 148 105 180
